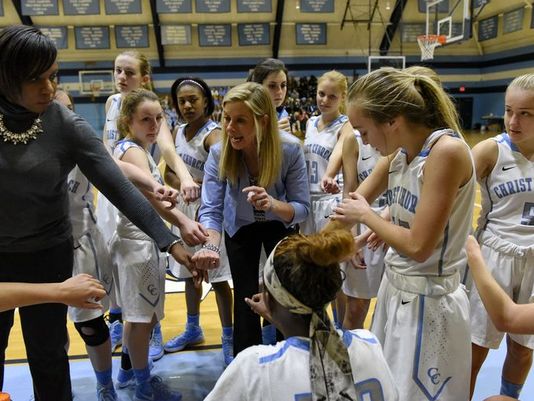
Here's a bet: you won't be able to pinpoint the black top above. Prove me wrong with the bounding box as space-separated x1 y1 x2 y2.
0 100 177 252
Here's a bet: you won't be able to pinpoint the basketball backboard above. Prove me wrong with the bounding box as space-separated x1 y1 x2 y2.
368 56 406 73
425 0 472 45
79 70 115 97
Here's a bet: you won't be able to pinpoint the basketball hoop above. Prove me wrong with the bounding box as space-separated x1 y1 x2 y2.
89 80 103 100
417 34 447 61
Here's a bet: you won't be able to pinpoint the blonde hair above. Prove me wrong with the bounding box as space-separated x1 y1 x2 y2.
348 67 461 134
274 230 354 310
507 73 534 92
117 88 160 139
220 82 281 187
404 65 442 86
318 70 348 114
115 50 153 91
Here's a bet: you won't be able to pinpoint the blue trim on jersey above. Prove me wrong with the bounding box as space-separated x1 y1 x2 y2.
278 108 289 120
259 337 310 365
343 330 379 347
438 222 450 276
80 180 92 202
412 296 452 401
480 175 494 232
313 114 348 131
149 143 158 157
86 203 97 225
499 133 520 152
115 139 135 154
419 149 431 157
461 262 470 285
418 131 462 157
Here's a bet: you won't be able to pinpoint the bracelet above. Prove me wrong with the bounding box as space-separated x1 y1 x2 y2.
202 243 221 255
165 238 184 254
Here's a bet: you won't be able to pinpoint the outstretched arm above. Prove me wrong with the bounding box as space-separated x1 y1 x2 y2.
466 236 534 334
157 121 200 202
321 122 354 194
116 159 178 207
0 274 106 312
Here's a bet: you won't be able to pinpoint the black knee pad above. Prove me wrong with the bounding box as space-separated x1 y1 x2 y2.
74 316 110 347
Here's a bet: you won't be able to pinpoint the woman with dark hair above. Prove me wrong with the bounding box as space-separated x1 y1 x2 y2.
0 25 194 401
163 77 234 365
205 229 398 401
247 58 292 133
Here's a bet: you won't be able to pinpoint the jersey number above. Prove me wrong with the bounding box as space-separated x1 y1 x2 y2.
294 378 385 401
306 160 319 184
521 202 534 226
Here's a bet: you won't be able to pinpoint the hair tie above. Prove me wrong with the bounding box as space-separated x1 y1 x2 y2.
178 79 206 95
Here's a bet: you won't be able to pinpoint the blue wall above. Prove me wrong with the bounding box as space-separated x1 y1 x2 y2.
68 43 534 133
73 91 508 136
76 102 107 137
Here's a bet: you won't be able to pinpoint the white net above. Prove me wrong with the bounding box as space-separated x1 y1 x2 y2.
417 35 444 61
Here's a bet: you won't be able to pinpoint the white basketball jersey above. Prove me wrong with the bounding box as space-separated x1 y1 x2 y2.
174 120 219 182
104 94 121 151
67 166 96 238
304 114 348 194
355 131 387 212
205 330 399 401
113 139 163 239
385 129 475 277
477 133 534 247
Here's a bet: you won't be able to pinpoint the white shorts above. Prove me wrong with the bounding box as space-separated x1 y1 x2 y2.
342 243 386 299
95 193 118 245
300 193 340 235
371 270 471 401
110 234 166 323
168 198 231 283
470 231 534 349
68 228 112 323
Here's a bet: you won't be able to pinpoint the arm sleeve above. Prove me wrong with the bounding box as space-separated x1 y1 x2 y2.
69 114 178 251
283 143 311 225
198 146 225 233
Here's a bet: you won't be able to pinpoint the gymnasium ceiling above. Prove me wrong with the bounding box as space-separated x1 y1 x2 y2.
1 0 533 68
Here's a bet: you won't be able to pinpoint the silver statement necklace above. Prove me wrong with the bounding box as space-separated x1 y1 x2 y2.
0 114 43 145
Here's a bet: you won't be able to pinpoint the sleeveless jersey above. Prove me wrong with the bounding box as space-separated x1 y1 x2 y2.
304 114 348 194
104 93 122 151
355 131 387 212
113 139 163 239
174 120 219 182
205 330 399 401
385 129 475 277
67 166 96 239
477 133 534 247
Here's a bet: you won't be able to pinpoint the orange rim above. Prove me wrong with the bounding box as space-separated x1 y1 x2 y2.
417 34 447 45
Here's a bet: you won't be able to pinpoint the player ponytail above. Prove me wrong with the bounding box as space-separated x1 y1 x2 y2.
273 230 354 311
348 67 461 135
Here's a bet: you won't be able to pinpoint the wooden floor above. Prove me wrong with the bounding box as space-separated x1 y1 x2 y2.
5 129 490 363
